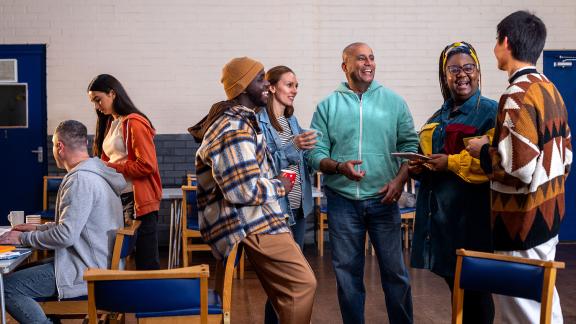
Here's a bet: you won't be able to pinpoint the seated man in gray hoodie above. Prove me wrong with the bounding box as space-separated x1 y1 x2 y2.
0 120 125 324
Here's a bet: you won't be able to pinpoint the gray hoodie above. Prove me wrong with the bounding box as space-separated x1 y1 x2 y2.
20 158 125 299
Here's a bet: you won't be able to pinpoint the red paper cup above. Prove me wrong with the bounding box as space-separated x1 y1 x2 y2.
280 169 297 186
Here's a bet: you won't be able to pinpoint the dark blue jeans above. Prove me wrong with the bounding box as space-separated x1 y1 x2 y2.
326 188 413 324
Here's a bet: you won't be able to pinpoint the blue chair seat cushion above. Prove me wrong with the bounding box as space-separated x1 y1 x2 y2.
95 278 210 313
36 209 55 220
187 217 200 230
135 289 222 318
399 207 416 214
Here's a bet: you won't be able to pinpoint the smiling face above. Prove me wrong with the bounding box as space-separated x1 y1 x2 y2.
342 44 375 91
88 90 116 116
244 69 269 108
270 72 298 108
445 53 479 104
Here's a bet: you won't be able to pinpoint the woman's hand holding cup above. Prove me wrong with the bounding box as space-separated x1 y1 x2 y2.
293 129 320 150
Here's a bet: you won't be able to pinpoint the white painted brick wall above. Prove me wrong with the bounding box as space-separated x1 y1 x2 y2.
1 0 575 133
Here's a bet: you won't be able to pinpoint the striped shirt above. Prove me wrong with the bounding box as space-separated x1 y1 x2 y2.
277 115 302 209
195 105 290 259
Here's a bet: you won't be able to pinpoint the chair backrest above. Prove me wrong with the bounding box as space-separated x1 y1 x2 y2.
314 172 326 209
182 185 199 231
453 249 565 324
84 265 210 324
110 220 141 270
187 174 197 186
43 176 63 210
215 243 239 318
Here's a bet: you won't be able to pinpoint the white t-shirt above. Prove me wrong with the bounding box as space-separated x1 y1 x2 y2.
103 117 132 193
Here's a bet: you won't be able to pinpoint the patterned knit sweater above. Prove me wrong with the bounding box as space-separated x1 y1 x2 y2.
480 69 572 251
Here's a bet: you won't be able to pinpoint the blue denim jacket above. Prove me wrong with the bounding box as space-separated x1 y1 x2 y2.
257 108 313 225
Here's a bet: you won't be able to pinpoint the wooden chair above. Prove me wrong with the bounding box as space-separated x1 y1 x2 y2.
181 185 212 268
85 244 239 324
187 173 197 186
181 185 246 279
39 175 63 220
85 265 210 324
38 221 141 319
314 172 329 256
399 179 416 250
452 249 565 324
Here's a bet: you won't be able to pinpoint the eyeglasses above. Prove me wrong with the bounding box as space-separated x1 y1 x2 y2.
446 63 477 75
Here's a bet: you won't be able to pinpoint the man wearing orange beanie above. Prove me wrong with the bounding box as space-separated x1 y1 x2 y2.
191 57 317 324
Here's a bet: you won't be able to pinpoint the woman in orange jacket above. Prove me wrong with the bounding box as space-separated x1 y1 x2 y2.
87 74 162 270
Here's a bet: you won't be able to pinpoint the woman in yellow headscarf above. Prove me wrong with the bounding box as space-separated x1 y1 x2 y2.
409 42 497 323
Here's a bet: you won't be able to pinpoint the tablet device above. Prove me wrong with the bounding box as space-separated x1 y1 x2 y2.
391 152 431 161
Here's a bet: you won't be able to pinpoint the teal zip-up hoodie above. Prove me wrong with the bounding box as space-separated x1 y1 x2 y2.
307 81 419 200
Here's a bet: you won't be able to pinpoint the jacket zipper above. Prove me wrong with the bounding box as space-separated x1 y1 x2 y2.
357 96 363 199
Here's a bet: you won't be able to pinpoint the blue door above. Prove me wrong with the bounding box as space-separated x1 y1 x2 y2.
0 45 47 225
544 50 576 241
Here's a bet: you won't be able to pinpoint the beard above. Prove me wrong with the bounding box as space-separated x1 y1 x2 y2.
247 90 267 107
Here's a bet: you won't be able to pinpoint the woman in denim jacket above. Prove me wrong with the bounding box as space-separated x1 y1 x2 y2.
257 66 317 323
258 65 316 246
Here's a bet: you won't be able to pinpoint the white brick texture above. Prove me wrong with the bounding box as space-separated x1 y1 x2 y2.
1 0 575 133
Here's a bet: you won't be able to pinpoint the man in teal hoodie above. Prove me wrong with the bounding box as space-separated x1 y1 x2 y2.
308 42 418 324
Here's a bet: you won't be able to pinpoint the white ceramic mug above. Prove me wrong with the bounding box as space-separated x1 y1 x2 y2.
7 211 25 227
302 128 323 141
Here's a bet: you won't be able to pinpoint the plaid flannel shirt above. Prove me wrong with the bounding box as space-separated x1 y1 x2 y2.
195 105 290 259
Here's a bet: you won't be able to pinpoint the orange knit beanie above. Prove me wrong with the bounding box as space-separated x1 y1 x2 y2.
221 57 264 100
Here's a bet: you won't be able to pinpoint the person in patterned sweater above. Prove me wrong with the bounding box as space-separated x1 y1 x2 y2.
467 11 572 324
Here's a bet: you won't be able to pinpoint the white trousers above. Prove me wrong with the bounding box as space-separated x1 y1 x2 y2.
495 235 563 324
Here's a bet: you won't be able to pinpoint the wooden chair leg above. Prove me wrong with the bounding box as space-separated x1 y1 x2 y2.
182 240 188 267
233 250 245 279
403 224 409 250
316 227 322 256
239 249 245 279
319 225 324 257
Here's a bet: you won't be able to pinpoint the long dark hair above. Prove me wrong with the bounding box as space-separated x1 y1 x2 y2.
264 66 295 132
87 74 154 157
438 41 482 102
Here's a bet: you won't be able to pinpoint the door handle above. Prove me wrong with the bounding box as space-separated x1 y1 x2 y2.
31 146 43 163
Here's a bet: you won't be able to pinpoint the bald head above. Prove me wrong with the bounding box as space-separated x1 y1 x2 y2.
342 42 370 63
340 42 375 93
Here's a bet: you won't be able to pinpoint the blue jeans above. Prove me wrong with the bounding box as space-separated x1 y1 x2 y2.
325 188 413 324
4 262 57 324
264 208 307 324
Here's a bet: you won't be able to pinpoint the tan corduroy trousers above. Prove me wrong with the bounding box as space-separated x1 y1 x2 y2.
243 232 317 324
